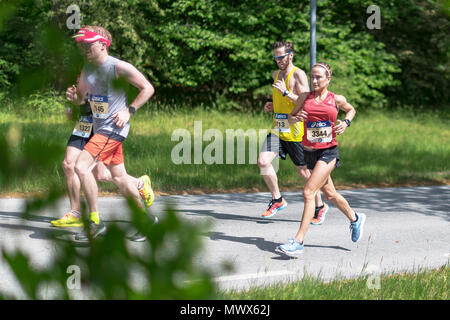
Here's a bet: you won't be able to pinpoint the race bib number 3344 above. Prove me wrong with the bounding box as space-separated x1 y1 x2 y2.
306 120 332 143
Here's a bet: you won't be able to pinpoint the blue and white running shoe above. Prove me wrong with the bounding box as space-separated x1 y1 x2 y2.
350 212 366 242
278 238 304 255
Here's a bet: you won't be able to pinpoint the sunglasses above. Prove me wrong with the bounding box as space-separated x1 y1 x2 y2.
77 41 100 51
273 51 293 61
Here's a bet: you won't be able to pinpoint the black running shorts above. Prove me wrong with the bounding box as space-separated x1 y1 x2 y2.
66 133 92 150
261 133 306 167
304 145 340 170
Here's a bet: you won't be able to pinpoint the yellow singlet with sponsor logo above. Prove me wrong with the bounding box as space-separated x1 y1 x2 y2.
272 67 304 142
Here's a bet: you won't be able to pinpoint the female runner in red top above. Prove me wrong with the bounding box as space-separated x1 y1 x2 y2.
278 62 366 255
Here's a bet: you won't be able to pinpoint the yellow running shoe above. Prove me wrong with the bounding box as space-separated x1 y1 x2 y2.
138 175 155 207
51 213 83 227
90 211 100 225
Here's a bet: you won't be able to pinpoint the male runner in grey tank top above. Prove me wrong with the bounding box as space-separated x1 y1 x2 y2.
68 26 155 242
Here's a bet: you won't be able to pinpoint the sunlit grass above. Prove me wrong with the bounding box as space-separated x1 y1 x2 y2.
0 106 449 195
220 265 449 300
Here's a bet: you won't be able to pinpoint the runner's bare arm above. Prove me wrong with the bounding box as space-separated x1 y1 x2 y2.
115 61 155 111
293 68 309 95
112 61 155 128
66 70 88 105
334 94 356 135
288 92 309 124
76 69 88 103
285 68 309 103
273 68 309 104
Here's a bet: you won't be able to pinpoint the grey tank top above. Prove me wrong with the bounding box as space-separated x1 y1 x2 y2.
82 56 129 140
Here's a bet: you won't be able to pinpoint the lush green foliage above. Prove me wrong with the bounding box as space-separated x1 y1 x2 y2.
327 0 449 110
1 0 447 110
372 0 450 109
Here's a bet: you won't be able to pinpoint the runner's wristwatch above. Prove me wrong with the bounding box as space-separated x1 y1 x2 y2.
344 119 351 127
128 106 136 115
282 89 290 97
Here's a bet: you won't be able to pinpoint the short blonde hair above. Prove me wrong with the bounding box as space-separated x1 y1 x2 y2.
83 25 112 45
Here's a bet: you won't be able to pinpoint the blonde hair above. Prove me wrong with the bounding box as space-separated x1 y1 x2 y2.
313 62 332 77
83 25 112 44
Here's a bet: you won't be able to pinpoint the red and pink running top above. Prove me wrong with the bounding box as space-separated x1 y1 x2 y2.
302 91 338 150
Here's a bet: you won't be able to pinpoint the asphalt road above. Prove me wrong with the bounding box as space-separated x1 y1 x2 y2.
0 185 449 298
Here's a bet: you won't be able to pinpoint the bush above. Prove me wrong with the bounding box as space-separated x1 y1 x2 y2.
0 0 407 111
23 89 66 114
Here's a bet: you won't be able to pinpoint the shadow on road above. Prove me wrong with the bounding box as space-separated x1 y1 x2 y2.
0 211 75 240
311 186 449 220
0 211 54 223
0 222 76 241
179 209 299 224
0 211 130 245
166 192 295 206
169 186 450 221
206 231 351 261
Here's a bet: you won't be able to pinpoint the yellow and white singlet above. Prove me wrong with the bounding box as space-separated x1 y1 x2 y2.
271 67 304 142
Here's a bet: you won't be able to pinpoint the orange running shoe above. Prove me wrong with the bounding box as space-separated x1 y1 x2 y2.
311 203 328 225
262 197 287 218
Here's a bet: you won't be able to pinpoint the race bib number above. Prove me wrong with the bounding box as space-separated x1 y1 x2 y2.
89 95 109 119
306 120 332 143
274 113 290 133
72 116 93 138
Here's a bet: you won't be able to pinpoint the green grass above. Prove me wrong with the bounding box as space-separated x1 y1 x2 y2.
219 265 449 300
0 106 449 195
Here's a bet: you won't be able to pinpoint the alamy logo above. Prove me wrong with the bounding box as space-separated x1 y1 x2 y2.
364 265 381 290
171 121 280 173
366 5 381 30
66 265 81 290
66 4 81 30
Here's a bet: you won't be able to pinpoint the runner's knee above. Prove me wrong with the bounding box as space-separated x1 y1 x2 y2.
62 158 75 174
257 156 271 169
302 187 316 201
74 163 88 179
93 166 111 183
93 170 109 183
322 187 338 202
324 192 338 203
112 174 127 187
